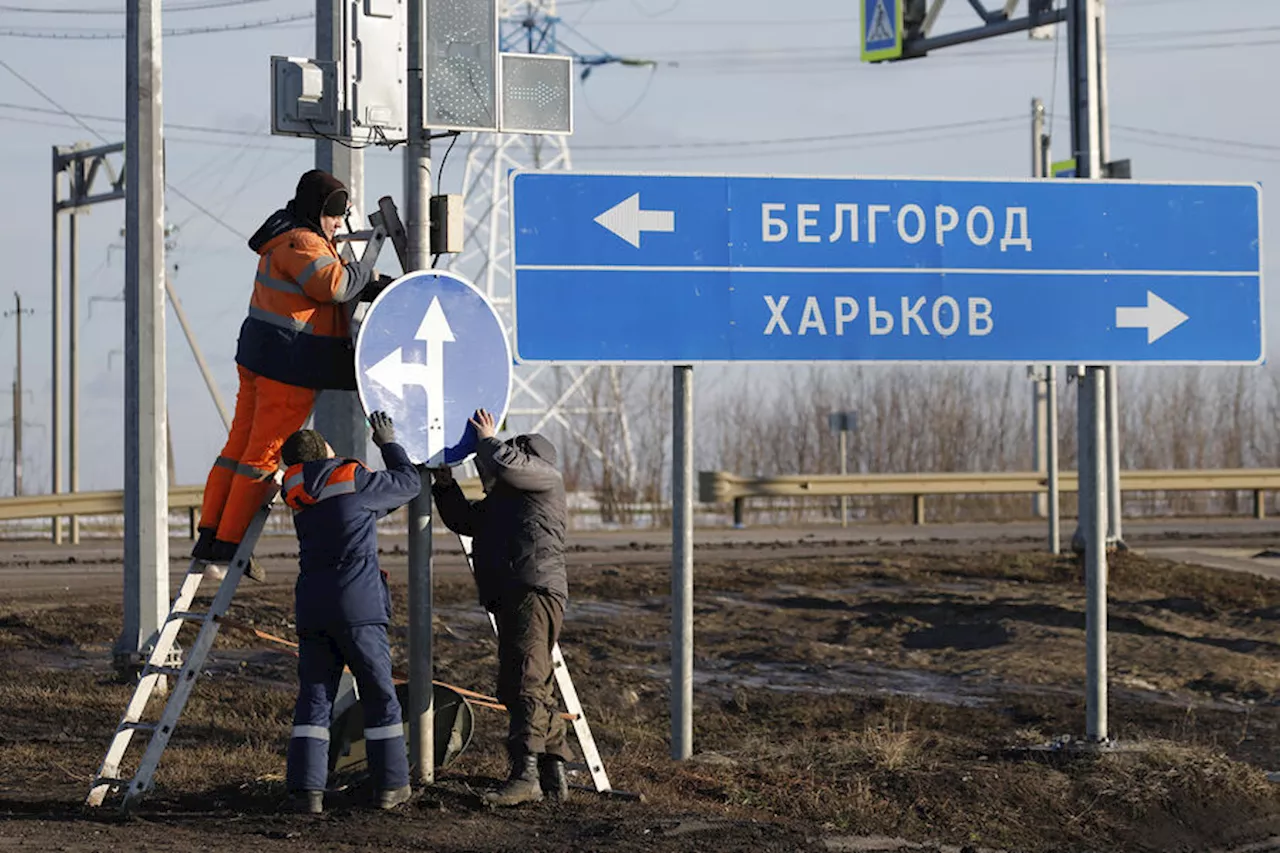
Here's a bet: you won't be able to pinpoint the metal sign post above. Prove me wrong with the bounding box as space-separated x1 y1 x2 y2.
403 0 433 782
671 365 694 760
828 411 857 527
1068 0 1109 742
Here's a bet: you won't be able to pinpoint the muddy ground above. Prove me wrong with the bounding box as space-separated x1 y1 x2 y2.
3 542 1280 851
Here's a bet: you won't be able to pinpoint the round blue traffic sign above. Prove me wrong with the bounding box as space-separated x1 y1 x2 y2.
355 270 512 466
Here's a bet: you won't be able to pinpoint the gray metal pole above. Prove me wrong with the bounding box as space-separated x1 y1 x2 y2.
165 276 231 430
838 428 848 528
1105 366 1122 545
1069 0 1108 741
117 0 169 675
671 364 694 760
1084 366 1108 740
50 150 63 544
1030 98 1048 520
405 0 434 785
1096 1 1123 550
11 292 22 497
314 0 368 460
69 208 80 544
1047 365 1060 555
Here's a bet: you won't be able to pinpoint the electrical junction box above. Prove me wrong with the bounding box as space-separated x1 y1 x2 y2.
271 57 339 137
430 193 465 254
347 0 407 140
271 1 406 142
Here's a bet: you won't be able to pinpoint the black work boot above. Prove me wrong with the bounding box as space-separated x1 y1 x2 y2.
210 539 266 583
484 755 543 806
287 790 323 814
191 528 217 562
538 755 569 802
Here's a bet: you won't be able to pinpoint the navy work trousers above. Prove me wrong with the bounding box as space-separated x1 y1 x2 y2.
286 623 409 792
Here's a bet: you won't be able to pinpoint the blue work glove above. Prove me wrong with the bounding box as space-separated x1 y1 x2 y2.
369 410 396 446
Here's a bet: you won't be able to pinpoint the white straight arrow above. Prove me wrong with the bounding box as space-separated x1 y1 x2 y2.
418 296 454 463
594 192 676 248
1115 290 1189 344
365 296 455 463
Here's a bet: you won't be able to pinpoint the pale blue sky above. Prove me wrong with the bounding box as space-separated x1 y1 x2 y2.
0 0 1276 491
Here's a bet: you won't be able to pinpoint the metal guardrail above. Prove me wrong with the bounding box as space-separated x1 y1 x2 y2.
0 479 485 533
5 470 1276 533
699 469 1280 525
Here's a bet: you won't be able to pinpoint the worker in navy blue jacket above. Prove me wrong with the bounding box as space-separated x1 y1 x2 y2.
279 411 420 814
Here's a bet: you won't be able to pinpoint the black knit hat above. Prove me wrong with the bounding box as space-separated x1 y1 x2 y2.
292 169 348 228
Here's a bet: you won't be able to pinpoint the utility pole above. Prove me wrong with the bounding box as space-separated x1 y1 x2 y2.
4 293 33 496
116 0 170 677
50 148 64 543
69 169 81 545
404 0 434 785
314 0 368 460
1068 0 1109 743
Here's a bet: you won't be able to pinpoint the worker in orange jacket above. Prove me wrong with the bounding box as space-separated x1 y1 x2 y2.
192 169 389 575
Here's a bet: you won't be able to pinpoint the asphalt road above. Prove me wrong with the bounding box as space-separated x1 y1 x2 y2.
3 516 1280 599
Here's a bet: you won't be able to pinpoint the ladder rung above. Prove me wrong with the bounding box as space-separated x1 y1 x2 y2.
145 665 182 678
168 611 208 624
119 721 156 733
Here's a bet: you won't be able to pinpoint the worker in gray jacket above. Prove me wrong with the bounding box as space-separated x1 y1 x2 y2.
430 407 572 805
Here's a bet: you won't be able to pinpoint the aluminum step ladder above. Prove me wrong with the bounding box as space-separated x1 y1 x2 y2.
455 533 613 794
85 492 278 811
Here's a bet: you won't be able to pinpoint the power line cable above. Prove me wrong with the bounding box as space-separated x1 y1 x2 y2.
572 115 1025 149
6 89 1280 162
0 0 279 13
0 57 246 239
573 123 1026 163
0 101 292 141
0 12 312 39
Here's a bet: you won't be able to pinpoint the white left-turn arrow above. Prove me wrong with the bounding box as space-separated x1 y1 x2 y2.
366 296 455 462
594 192 675 248
1115 290 1189 344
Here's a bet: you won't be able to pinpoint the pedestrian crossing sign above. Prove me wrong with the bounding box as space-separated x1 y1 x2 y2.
861 0 903 62
1052 158 1078 179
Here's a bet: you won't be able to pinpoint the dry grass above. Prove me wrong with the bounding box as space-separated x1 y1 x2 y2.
5 550 1280 851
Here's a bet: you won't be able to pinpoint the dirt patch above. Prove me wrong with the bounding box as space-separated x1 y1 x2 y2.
2 549 1280 851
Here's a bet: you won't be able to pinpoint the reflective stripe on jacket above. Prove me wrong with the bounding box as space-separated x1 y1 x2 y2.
234 209 371 391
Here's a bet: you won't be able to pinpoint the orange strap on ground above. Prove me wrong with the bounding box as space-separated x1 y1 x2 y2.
217 615 576 718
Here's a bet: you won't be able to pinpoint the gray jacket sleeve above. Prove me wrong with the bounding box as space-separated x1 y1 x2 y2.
476 437 561 493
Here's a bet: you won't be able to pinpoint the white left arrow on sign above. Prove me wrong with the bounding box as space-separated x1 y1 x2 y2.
594 192 675 248
366 296 455 463
1115 290 1189 344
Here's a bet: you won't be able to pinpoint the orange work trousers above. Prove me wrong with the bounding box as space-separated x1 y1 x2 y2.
198 366 316 544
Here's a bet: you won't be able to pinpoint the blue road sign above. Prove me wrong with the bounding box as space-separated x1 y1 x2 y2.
510 172 1264 365
861 0 903 62
356 270 512 466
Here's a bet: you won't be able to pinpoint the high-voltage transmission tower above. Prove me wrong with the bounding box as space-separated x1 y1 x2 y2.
448 1 640 495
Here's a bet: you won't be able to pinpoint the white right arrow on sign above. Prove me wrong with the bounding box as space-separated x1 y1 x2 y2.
1115 290 1189 344
594 193 676 248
